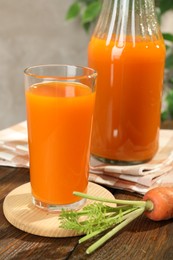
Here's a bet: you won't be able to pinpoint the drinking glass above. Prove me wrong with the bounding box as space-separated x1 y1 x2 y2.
24 64 97 211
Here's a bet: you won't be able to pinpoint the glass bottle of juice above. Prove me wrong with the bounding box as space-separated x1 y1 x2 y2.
88 0 166 164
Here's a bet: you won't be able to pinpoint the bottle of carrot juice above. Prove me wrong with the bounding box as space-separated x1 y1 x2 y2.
88 0 166 164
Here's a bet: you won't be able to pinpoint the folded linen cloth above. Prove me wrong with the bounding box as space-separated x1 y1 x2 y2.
89 130 173 194
0 121 29 167
1 121 173 194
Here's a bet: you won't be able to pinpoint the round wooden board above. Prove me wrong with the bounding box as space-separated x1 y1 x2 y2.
3 182 115 237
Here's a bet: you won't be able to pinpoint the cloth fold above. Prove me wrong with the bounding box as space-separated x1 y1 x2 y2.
0 121 29 167
1 121 173 194
89 130 173 194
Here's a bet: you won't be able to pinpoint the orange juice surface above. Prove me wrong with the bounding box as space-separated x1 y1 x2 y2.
88 36 165 162
26 81 95 204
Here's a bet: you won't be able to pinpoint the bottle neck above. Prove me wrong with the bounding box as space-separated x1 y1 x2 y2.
93 0 162 44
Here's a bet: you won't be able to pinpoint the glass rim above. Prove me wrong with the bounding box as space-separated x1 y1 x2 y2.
24 64 97 80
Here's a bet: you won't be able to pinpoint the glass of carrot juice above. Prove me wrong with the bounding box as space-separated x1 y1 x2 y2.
24 64 97 211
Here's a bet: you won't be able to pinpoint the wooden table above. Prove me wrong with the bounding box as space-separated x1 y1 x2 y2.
1 165 173 260
0 120 173 260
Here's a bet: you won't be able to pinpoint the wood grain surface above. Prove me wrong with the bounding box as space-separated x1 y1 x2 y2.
1 166 173 260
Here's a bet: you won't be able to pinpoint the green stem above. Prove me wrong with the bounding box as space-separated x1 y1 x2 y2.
145 200 154 212
73 191 146 207
79 228 106 244
86 207 145 254
79 206 138 243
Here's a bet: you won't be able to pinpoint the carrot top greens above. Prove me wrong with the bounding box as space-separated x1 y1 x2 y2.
59 192 153 254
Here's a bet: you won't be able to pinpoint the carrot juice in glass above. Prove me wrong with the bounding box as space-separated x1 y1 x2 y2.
24 64 97 211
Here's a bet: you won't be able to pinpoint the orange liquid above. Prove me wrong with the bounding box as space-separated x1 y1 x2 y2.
26 81 95 204
88 36 165 162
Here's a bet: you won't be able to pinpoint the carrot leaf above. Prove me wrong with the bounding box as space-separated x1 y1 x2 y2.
59 191 147 254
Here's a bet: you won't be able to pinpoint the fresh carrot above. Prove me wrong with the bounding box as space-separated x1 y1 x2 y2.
60 186 173 254
143 186 173 221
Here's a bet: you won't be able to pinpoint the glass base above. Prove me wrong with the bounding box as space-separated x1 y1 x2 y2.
32 196 86 212
92 154 150 166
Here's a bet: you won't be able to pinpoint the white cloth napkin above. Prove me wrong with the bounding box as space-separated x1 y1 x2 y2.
0 121 29 167
1 121 173 194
